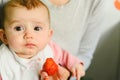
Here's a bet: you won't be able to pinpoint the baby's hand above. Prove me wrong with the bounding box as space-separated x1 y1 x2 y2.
71 63 85 80
40 65 70 80
40 58 70 80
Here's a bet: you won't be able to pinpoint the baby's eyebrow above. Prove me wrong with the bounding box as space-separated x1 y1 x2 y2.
7 20 21 25
33 21 42 25
33 21 49 28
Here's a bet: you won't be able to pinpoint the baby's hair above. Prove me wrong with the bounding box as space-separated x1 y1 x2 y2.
6 0 47 9
0 0 50 29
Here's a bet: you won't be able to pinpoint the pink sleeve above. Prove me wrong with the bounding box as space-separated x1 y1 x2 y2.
0 76 2 80
48 41 84 70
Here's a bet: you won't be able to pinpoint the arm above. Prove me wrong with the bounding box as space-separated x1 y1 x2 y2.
49 41 83 70
49 41 85 80
78 0 104 70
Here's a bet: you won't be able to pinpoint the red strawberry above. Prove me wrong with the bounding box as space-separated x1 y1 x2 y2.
43 58 58 76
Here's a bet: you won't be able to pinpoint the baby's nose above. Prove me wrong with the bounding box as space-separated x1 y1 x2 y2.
24 31 33 39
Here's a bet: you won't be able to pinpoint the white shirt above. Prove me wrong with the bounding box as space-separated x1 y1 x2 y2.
0 44 53 80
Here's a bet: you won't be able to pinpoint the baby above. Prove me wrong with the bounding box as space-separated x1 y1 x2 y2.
0 0 85 80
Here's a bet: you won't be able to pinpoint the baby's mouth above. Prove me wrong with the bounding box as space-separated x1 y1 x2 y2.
25 43 36 48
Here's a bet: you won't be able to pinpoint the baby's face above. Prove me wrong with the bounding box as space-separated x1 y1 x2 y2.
3 6 52 58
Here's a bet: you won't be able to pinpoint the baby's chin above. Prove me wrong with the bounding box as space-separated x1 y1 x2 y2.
16 51 38 59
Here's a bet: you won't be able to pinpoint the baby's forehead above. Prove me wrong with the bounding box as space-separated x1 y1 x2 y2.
4 6 50 27
2 0 50 27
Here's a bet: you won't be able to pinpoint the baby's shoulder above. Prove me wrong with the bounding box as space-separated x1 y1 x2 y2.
0 44 11 60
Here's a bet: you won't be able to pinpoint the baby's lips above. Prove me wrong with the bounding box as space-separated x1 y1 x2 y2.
43 58 58 76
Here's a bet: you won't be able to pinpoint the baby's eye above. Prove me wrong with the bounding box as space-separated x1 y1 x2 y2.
34 26 43 31
14 26 24 31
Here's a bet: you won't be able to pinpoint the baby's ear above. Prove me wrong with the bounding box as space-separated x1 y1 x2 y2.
0 29 8 44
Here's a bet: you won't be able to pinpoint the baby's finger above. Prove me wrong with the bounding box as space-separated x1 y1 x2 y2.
76 69 81 80
57 65 70 80
40 71 49 80
76 68 85 80
71 68 76 77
